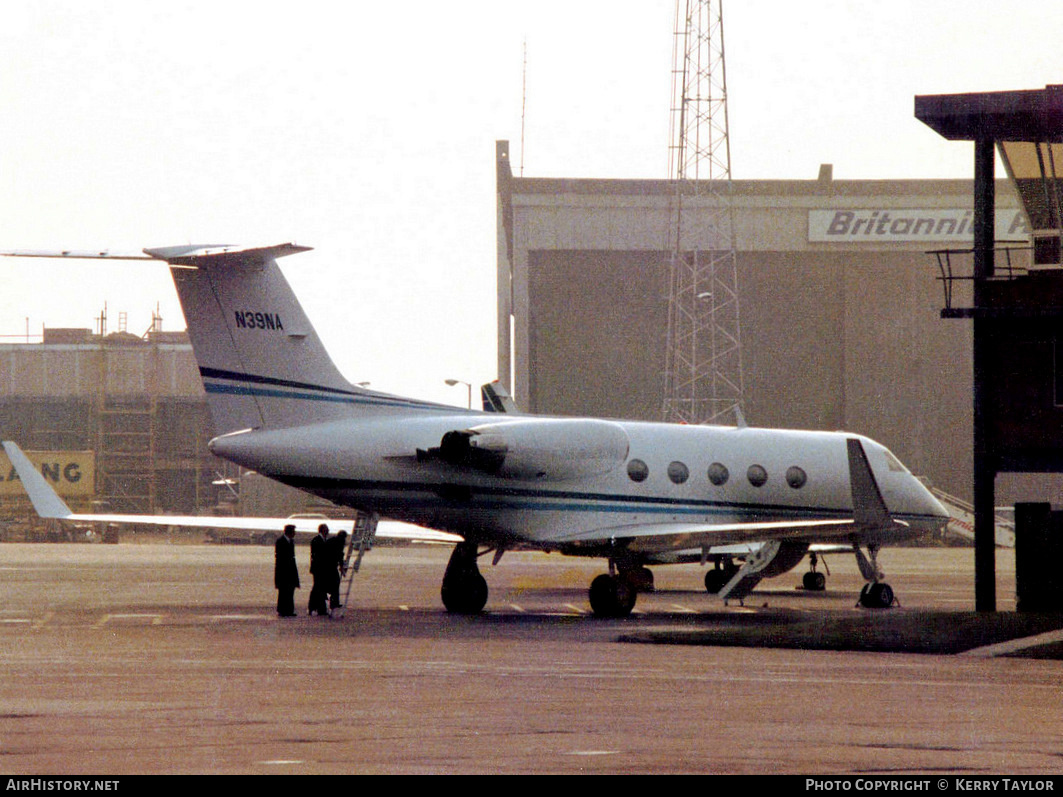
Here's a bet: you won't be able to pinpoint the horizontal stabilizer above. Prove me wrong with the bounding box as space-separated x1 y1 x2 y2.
0 243 311 265
143 242 312 266
0 248 151 260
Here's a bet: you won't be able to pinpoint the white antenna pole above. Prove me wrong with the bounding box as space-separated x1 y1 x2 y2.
520 39 528 177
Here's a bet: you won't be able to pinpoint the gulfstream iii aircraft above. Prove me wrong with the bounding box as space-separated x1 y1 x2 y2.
3 243 949 616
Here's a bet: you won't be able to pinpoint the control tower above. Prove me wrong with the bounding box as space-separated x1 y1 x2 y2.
916 85 1063 611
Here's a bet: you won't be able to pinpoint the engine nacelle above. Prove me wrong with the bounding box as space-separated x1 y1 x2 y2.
435 418 630 481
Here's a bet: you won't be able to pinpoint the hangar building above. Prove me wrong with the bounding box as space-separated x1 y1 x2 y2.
496 140 1031 501
0 144 1038 527
0 326 221 522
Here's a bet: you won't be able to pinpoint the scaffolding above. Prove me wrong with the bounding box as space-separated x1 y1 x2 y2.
0 312 218 522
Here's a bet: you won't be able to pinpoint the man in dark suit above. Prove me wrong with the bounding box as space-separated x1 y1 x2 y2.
325 529 349 610
274 524 299 617
308 523 330 616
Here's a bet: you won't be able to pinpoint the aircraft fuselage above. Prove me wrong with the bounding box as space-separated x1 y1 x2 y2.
208 411 945 556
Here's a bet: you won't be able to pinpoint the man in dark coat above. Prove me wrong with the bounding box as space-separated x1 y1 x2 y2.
325 530 348 610
308 523 330 616
274 524 299 617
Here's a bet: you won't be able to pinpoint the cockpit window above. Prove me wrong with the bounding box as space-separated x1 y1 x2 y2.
884 450 908 473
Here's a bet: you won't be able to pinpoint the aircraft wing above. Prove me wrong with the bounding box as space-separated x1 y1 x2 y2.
1 441 461 544
550 517 868 553
706 542 855 556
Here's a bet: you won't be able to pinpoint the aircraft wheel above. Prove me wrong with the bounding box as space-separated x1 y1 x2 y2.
441 572 488 614
589 574 636 618
802 571 826 591
629 566 655 593
859 582 895 609
704 566 736 594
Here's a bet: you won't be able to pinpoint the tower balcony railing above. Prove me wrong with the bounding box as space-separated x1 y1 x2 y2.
930 245 1033 317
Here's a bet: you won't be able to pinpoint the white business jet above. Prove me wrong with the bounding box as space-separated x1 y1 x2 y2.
2 243 949 616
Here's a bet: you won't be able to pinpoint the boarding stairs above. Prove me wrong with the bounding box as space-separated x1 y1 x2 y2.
718 540 783 604
929 487 1015 548
335 511 378 617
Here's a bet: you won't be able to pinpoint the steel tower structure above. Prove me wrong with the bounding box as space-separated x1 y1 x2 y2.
662 0 744 425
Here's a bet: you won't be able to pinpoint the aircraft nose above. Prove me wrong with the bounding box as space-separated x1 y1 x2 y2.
917 482 951 524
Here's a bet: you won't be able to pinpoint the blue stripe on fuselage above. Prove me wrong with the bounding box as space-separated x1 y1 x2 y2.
275 474 853 520
200 369 449 412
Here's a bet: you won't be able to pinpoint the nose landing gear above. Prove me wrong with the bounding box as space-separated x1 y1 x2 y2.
853 543 896 609
858 581 895 609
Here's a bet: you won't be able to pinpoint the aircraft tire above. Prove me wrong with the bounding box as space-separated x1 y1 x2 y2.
871 582 895 608
589 574 636 618
630 566 655 593
441 572 488 615
704 567 734 594
802 571 826 591
859 582 894 609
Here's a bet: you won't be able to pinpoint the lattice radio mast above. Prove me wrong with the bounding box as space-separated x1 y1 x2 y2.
662 0 744 425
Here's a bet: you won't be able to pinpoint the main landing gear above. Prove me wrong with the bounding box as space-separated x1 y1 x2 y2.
588 562 651 618
440 541 489 614
801 552 827 592
703 557 739 594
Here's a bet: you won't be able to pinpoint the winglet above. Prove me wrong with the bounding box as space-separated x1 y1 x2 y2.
1 442 74 519
846 438 891 529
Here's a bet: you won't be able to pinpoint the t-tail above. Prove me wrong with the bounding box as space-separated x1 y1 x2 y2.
155 243 358 432
3 243 445 433
151 244 451 432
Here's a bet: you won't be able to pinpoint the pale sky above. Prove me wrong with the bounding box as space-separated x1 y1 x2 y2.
1 1 1060 404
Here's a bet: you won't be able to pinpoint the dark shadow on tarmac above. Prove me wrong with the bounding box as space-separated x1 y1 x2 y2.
266 602 1063 657
619 610 1063 657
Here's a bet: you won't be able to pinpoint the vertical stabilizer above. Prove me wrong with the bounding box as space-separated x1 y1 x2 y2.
147 244 361 433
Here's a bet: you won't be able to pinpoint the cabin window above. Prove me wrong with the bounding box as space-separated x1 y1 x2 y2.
667 461 689 484
786 466 807 489
707 462 729 486
747 464 768 487
627 459 649 482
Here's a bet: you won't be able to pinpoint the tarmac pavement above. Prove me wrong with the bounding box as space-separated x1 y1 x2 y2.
0 541 1060 774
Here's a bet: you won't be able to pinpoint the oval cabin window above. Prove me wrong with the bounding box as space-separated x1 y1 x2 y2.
747 464 768 487
627 459 649 483
667 461 689 484
707 462 729 486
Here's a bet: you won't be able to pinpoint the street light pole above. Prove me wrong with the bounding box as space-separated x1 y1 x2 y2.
445 378 472 409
